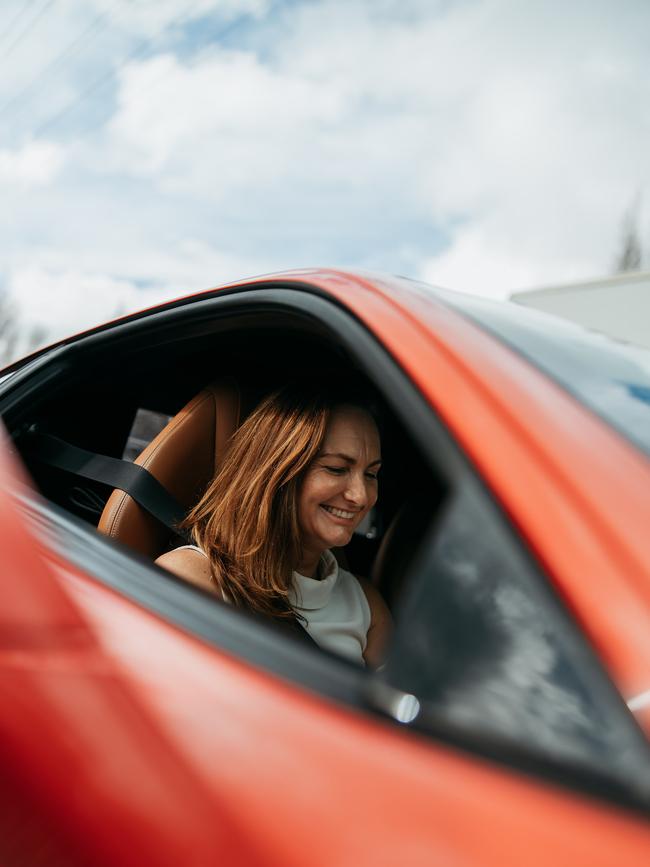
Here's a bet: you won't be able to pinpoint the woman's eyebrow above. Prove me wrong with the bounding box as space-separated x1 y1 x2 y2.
320 451 382 466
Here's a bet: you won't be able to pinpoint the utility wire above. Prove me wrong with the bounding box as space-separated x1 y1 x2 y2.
0 0 40 49
31 0 216 139
0 5 118 124
1 0 56 66
32 38 157 138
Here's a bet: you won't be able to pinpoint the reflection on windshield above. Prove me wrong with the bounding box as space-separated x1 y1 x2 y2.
625 383 650 406
412 281 650 459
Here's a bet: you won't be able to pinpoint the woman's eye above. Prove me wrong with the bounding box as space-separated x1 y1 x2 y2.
365 472 379 481
325 466 346 475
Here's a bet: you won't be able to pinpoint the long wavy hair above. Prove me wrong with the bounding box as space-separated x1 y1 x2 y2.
182 383 375 620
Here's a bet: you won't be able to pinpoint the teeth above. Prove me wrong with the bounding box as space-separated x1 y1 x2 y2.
323 505 356 519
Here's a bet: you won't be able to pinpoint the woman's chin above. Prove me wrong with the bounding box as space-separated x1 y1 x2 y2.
326 528 354 549
305 518 357 553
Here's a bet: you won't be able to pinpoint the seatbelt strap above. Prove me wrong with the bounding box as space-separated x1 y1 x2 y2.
20 427 186 533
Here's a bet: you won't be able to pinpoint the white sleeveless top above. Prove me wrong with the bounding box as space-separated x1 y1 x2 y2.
175 546 371 664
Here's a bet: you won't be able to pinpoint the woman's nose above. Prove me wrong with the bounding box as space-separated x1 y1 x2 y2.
344 473 367 506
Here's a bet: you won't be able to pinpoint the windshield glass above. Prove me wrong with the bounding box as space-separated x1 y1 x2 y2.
412 281 650 459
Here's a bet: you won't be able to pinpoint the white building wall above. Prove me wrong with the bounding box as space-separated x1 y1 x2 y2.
511 270 650 350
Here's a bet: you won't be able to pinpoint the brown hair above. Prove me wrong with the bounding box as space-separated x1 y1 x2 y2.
183 383 372 620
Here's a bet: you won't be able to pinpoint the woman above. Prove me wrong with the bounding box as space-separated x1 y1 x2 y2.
155 383 392 668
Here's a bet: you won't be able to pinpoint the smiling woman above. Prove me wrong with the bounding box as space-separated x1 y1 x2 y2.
155 382 392 668
296 404 381 573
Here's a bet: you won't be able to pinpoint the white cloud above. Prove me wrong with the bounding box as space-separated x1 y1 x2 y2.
421 227 553 298
106 49 346 190
95 0 650 298
5 238 270 347
8 265 151 338
0 141 64 187
284 0 650 294
2 0 650 362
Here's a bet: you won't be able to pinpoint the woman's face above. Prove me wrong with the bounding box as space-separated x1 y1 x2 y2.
297 405 381 572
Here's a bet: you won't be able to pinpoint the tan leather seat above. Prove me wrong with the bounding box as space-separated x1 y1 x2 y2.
98 378 244 559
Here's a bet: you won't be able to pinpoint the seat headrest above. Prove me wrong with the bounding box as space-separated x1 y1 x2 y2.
98 378 244 559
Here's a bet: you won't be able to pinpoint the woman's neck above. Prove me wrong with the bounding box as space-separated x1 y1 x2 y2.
296 549 323 579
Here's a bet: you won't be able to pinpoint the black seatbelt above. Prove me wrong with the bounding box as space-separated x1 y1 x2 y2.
20 428 326 649
20 427 186 533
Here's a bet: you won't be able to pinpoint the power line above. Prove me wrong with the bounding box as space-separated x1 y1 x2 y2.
31 0 221 139
32 39 157 138
0 0 56 66
0 5 118 124
0 0 40 49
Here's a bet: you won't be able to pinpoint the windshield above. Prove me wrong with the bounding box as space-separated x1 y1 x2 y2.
412 282 650 460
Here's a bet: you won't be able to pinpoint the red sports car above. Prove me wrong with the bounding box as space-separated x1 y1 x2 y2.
1 269 649 865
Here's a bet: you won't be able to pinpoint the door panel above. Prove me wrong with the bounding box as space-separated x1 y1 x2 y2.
57 553 650 867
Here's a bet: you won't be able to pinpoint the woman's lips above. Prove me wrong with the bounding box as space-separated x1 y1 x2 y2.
320 504 358 521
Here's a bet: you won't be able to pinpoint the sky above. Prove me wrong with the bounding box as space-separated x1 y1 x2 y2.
1 0 649 358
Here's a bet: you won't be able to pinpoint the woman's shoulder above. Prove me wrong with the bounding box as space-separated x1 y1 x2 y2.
155 545 214 593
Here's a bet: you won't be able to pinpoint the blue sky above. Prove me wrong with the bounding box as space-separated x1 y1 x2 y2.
1 0 649 354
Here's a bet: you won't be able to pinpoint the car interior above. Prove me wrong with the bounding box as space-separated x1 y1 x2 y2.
3 292 447 649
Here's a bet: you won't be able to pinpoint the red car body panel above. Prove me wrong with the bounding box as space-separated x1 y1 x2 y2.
1 270 649 863
58 556 650 867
